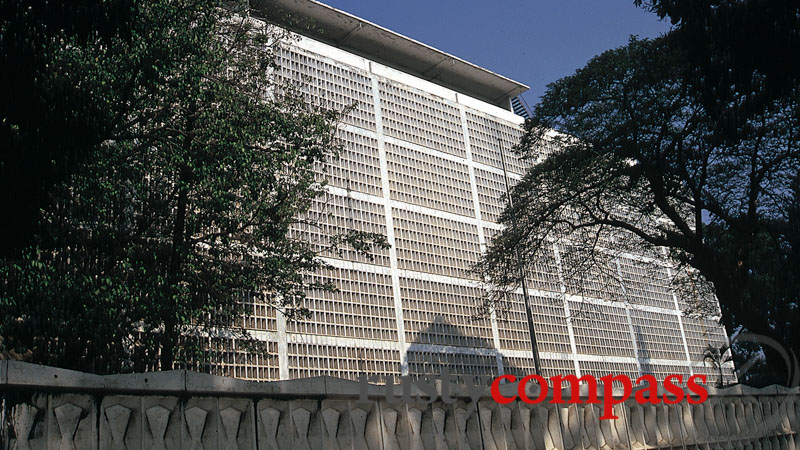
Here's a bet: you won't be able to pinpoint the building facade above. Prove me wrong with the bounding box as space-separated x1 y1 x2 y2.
208 0 735 384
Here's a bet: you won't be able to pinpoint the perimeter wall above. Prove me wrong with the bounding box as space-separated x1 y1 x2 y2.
1 361 797 450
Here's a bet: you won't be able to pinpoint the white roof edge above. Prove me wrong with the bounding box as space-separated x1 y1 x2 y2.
253 0 530 109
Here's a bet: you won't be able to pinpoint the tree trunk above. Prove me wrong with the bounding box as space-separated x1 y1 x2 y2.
161 106 196 370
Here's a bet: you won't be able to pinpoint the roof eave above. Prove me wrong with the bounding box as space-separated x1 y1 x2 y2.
253 0 529 109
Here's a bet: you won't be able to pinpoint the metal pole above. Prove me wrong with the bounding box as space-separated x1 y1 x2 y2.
497 138 543 376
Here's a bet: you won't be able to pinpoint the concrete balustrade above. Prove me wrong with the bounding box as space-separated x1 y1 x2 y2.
1 361 798 450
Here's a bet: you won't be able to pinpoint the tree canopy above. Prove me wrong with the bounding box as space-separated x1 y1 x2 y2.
0 0 137 258
477 36 800 386
0 0 386 373
635 0 800 102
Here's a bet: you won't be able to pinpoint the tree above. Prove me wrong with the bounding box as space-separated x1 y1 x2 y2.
476 37 800 385
703 343 734 388
635 0 800 101
0 0 386 373
0 0 138 258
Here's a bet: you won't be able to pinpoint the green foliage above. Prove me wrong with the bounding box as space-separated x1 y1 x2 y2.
635 0 800 106
703 343 734 388
0 0 138 257
477 36 800 385
0 0 386 373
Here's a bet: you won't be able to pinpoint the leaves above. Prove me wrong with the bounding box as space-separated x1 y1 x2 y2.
0 0 385 373
477 36 800 384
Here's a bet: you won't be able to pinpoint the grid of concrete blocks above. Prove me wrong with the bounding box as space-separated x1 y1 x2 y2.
202 5 736 384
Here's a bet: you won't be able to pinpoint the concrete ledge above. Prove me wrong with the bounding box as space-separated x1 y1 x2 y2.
0 361 391 398
1 361 796 401
102 370 187 393
775 385 800 395
5 360 104 391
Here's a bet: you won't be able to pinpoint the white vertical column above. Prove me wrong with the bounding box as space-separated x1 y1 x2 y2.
615 259 643 376
553 243 582 376
458 101 504 375
370 71 409 375
665 265 695 375
276 310 289 380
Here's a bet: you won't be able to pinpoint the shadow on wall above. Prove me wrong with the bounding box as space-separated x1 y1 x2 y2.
634 325 653 377
402 315 523 385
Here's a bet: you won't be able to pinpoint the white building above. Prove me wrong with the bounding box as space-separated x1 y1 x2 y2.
209 0 735 384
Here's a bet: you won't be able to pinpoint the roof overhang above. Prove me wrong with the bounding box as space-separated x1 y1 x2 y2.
252 0 529 109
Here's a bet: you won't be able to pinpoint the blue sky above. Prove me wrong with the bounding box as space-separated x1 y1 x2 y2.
322 1 672 106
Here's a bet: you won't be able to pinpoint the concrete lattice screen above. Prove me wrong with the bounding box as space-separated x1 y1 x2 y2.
2 361 798 449
235 24 739 385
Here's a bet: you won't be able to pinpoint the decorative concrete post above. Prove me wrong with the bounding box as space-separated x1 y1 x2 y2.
11 403 38 450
